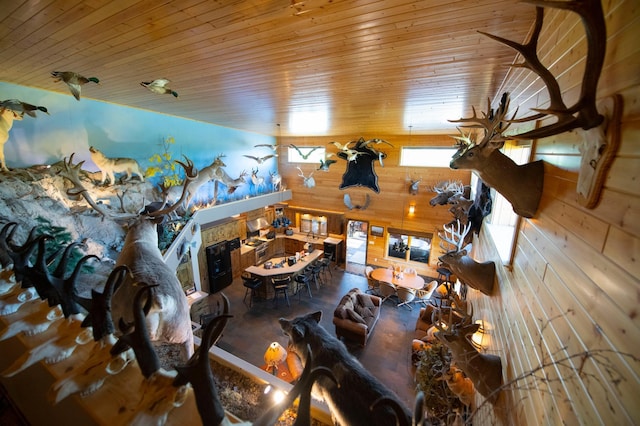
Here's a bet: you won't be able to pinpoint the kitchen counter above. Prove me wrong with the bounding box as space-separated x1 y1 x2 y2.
244 249 324 277
275 232 342 244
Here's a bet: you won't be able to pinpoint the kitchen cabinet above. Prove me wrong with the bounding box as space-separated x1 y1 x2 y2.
240 249 255 271
231 248 242 279
272 238 285 257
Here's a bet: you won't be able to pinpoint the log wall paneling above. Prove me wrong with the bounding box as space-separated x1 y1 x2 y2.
466 0 640 423
278 134 471 277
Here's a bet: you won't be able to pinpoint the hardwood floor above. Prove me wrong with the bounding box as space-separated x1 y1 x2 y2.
191 264 421 409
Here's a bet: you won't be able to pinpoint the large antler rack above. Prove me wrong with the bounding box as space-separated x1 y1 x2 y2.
479 0 606 139
60 154 198 223
450 92 515 153
439 219 472 254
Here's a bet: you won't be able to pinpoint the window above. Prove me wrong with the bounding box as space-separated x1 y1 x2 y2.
387 229 433 265
287 146 326 163
399 147 458 167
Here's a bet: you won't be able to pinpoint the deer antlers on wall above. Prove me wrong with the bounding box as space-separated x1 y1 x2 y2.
480 2 606 140
451 0 621 210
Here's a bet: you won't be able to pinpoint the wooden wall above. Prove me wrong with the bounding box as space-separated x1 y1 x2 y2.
465 1 639 424
278 1 639 424
278 134 470 277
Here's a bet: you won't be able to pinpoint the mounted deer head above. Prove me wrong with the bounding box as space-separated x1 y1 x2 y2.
432 305 503 404
452 1 613 211
438 219 496 296
296 166 316 188
449 94 544 218
429 180 467 206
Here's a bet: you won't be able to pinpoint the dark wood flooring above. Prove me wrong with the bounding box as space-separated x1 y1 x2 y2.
191 264 421 408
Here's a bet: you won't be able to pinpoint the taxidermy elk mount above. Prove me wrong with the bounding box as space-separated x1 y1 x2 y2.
60 153 198 363
451 0 618 213
449 93 544 218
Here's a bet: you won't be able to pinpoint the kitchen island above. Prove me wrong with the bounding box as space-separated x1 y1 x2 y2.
244 249 324 299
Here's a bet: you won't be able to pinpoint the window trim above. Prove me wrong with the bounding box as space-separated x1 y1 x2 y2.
386 228 433 265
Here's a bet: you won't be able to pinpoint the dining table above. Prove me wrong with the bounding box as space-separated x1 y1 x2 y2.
370 267 425 290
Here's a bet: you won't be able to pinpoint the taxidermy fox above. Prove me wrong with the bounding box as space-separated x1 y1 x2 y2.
279 311 411 426
89 146 144 185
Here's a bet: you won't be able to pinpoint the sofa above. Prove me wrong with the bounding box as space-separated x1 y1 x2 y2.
333 288 381 346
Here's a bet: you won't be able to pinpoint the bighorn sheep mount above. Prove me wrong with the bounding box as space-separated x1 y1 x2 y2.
451 0 620 213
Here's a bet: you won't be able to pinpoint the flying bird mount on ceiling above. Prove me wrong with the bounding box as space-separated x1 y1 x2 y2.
329 137 393 194
51 71 100 101
458 0 620 210
140 79 178 98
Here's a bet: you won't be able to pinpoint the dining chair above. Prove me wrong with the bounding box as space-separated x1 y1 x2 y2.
397 287 416 310
271 275 291 307
378 281 397 304
364 266 380 295
415 280 437 307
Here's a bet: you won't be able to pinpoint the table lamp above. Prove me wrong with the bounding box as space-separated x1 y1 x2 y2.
264 342 287 375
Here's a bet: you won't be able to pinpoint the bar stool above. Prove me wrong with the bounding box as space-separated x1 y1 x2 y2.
437 266 453 294
294 271 313 300
437 266 452 283
310 262 324 290
319 255 332 280
271 275 291 307
241 273 262 308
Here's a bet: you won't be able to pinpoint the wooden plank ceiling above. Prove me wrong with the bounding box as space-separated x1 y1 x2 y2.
0 0 536 136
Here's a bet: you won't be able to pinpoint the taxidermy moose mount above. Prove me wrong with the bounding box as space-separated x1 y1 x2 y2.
451 0 613 215
60 154 197 362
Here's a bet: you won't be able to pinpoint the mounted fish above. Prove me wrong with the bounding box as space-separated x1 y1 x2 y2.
51 71 100 100
140 78 178 97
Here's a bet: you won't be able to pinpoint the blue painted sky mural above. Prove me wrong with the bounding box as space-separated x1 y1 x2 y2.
1 81 279 204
